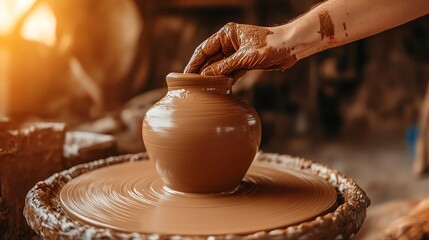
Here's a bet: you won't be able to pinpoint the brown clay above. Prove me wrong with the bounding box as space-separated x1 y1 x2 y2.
142 73 261 193
184 23 273 74
258 46 297 71
60 160 337 235
318 10 335 41
184 23 297 80
343 22 349 37
24 152 370 239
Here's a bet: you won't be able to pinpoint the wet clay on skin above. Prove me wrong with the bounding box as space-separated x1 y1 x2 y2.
318 10 335 42
60 160 338 236
185 24 297 78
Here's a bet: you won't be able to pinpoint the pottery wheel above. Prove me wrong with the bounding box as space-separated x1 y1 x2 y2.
60 161 337 235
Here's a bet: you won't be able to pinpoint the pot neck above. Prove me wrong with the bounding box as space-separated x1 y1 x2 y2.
166 73 232 94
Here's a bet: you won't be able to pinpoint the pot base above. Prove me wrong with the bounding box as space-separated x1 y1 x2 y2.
60 160 337 235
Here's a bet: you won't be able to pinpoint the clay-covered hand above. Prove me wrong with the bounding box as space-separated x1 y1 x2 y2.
184 22 297 81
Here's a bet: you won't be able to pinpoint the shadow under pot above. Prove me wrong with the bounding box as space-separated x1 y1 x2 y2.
142 73 261 193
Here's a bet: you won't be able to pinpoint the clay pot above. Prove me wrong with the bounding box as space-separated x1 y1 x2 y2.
142 73 261 193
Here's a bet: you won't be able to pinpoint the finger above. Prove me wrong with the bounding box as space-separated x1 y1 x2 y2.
218 26 236 56
184 33 222 73
184 23 238 74
201 51 245 76
199 52 225 74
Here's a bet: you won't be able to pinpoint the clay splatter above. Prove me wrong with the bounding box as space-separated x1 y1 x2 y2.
262 47 297 71
318 10 335 41
343 23 348 37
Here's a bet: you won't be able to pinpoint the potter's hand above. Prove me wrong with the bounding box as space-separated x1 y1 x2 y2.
184 23 297 82
184 0 429 82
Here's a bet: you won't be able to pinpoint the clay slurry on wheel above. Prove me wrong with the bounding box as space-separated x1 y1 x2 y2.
60 161 337 236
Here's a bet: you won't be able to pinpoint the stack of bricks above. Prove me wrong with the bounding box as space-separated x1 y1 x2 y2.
0 119 66 239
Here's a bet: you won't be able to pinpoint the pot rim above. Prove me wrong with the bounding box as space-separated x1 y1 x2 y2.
166 72 233 89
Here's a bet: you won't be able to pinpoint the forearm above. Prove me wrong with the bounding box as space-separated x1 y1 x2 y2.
276 0 429 60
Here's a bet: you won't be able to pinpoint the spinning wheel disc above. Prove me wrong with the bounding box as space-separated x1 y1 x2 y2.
60 161 337 235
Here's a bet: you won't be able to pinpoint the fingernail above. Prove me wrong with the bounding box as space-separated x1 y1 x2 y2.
202 67 216 76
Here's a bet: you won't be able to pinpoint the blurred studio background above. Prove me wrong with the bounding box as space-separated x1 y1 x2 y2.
1 0 429 237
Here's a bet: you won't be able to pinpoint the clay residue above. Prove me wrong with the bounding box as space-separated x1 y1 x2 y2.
184 23 274 75
185 23 298 79
235 24 273 49
263 47 297 71
184 23 273 75
343 22 349 37
201 46 297 77
318 10 335 41
202 24 274 75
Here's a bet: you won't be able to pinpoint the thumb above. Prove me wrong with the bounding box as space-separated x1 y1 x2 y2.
201 51 245 76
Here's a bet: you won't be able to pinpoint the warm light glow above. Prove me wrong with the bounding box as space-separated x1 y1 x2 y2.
21 3 57 46
0 0 36 35
0 48 10 116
